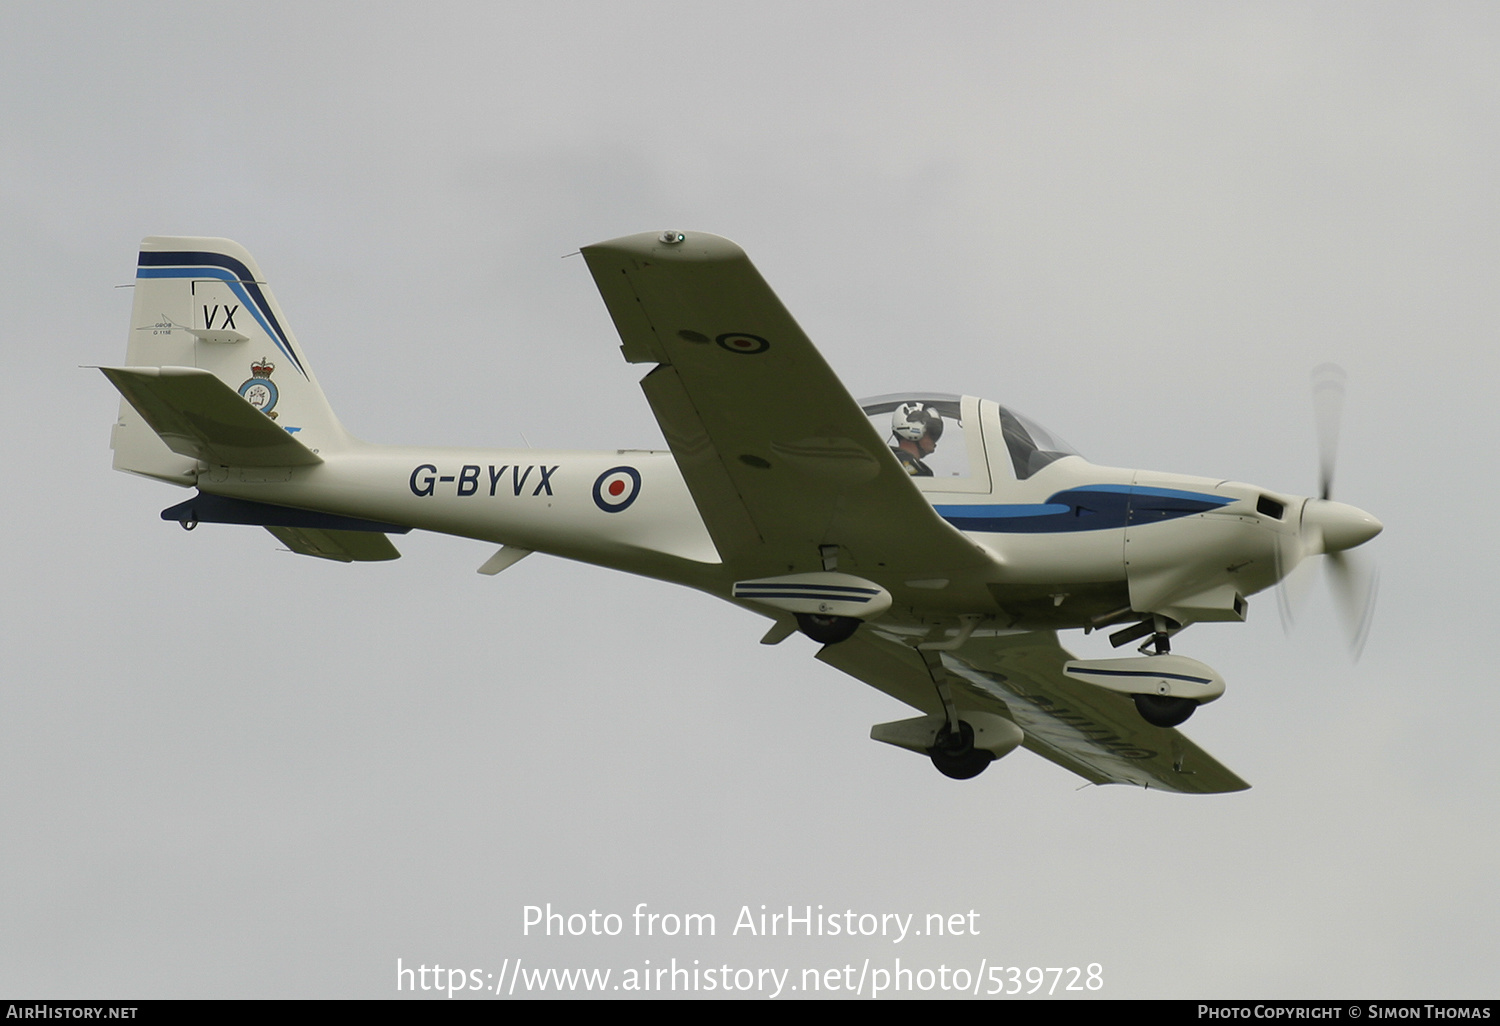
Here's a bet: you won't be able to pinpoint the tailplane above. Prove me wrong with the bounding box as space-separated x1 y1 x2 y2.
107 237 350 483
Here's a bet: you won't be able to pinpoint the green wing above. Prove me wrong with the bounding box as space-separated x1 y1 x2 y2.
582 231 992 582
819 628 1250 794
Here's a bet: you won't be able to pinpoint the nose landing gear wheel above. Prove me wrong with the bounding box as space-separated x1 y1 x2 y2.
928 720 994 780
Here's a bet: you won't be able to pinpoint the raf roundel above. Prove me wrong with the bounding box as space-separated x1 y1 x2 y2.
592 466 642 513
715 332 770 355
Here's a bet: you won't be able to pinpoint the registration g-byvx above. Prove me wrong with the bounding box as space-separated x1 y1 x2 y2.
102 230 1381 791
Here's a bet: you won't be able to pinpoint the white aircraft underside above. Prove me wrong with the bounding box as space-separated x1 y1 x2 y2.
103 231 1382 793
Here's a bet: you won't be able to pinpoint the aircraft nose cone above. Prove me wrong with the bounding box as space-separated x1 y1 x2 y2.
1303 499 1383 553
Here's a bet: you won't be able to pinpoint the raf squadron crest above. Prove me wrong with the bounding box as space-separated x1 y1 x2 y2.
237 358 279 419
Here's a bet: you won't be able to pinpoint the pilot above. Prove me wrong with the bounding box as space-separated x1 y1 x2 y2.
891 402 943 476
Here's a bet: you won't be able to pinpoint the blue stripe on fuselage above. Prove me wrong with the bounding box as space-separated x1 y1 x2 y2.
935 485 1233 534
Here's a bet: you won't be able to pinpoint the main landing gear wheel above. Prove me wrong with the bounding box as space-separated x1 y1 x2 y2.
795 613 861 645
928 720 994 780
1132 694 1197 728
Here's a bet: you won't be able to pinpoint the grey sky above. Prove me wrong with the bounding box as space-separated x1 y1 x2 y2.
2 1 1495 998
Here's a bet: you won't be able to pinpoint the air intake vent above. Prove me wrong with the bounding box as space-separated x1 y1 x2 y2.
1256 495 1285 520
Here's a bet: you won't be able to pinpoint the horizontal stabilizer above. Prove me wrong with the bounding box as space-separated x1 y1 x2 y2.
100 365 322 467
265 526 401 562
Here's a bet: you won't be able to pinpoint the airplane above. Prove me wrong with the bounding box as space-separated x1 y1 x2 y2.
101 231 1382 793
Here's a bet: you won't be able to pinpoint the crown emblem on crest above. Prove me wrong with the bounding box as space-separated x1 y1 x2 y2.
250 358 275 379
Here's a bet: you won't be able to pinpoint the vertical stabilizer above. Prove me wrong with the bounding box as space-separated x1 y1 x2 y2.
110 237 350 482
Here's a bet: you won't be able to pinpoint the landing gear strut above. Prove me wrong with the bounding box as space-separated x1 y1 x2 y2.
1139 614 1175 655
916 644 995 779
1131 615 1197 726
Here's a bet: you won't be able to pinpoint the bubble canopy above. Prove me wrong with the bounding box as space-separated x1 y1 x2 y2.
859 392 1081 481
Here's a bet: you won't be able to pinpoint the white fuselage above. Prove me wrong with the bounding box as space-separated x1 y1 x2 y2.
196 428 1303 636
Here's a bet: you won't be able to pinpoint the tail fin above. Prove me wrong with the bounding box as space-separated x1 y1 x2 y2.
108 237 349 482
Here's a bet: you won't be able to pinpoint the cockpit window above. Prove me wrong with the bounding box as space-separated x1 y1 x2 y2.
998 406 1080 480
859 392 971 480
860 393 1080 483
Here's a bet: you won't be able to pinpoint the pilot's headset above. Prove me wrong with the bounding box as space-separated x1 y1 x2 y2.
892 402 944 443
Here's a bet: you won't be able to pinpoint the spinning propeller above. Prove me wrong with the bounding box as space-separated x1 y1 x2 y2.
1276 364 1382 657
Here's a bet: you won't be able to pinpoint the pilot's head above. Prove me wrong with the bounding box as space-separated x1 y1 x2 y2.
893 402 944 454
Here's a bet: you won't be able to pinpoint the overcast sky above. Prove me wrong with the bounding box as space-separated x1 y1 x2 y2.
3 1 1496 1000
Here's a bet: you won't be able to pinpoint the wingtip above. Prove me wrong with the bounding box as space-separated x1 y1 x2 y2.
580 230 746 263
